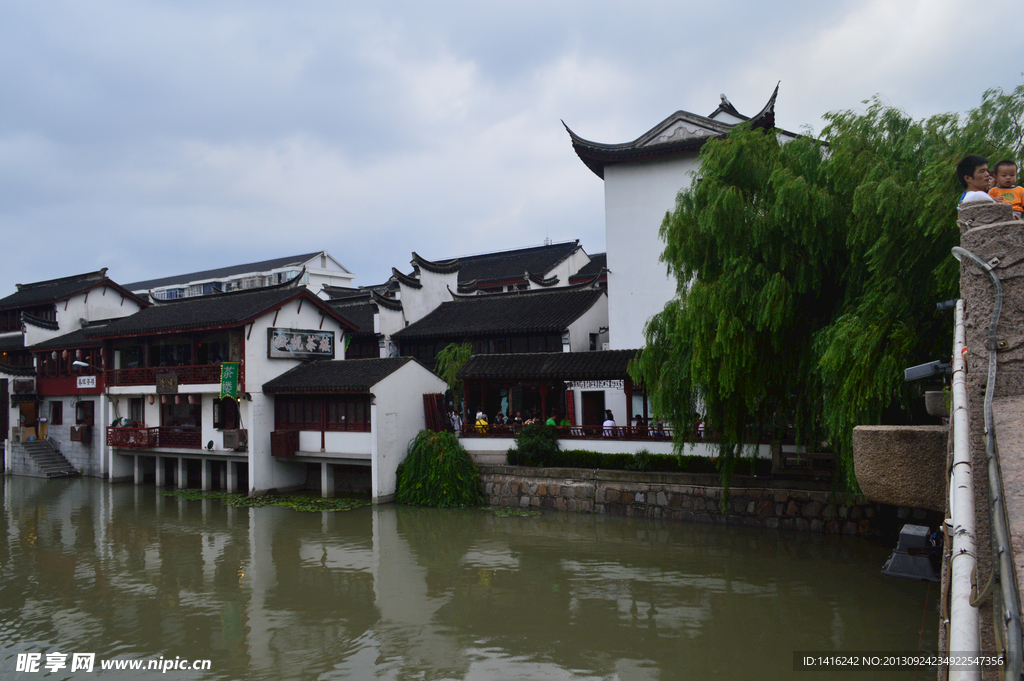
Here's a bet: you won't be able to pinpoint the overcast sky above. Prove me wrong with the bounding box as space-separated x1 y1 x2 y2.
1 0 1020 294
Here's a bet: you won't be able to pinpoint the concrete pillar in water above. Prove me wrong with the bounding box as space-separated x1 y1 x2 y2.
202 458 211 491
226 461 238 493
133 455 142 485
154 456 165 487
177 457 187 489
322 463 335 498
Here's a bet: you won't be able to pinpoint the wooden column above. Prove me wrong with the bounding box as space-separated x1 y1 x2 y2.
624 377 634 427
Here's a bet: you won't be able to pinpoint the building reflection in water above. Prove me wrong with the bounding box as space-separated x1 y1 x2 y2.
0 477 935 680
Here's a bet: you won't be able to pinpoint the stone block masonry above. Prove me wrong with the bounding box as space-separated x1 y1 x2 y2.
478 466 930 537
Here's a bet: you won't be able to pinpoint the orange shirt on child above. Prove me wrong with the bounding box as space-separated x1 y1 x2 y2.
989 185 1024 214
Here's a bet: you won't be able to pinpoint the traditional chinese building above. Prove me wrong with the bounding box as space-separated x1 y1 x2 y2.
565 87 794 349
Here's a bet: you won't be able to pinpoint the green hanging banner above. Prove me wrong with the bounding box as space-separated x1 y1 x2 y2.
220 362 239 400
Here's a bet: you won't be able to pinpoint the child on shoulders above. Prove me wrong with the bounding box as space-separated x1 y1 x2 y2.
988 159 1024 219
956 155 996 210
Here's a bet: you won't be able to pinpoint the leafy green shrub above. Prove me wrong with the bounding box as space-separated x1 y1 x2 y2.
507 424 560 466
395 430 481 507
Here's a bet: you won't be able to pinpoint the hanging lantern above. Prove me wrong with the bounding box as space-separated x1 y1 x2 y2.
62 350 68 360
75 350 82 359
51 351 57 360
161 395 167 405
174 395 181 405
188 395 195 405
148 395 155 405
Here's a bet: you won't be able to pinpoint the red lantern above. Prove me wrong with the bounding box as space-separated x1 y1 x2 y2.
174 395 181 405
187 395 195 405
148 395 155 405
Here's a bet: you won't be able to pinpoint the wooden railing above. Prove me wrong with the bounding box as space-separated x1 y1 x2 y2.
105 364 223 387
460 424 676 440
106 426 202 449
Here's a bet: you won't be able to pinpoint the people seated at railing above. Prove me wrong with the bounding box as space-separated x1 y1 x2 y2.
603 410 616 436
475 411 488 433
545 409 558 426
634 414 647 436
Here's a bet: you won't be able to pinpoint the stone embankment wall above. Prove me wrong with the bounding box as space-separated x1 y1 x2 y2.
479 465 931 537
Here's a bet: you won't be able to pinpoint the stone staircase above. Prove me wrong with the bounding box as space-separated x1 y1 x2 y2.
19 439 79 478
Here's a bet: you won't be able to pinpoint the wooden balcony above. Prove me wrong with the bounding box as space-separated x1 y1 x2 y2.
106 426 202 450
105 364 224 387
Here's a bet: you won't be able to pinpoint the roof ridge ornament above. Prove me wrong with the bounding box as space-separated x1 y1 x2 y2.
410 252 460 274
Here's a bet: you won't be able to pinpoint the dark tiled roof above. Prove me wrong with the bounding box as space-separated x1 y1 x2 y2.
458 349 640 380
29 328 103 350
565 86 780 178
392 288 605 340
408 241 582 286
0 335 25 352
0 269 139 312
321 280 398 301
327 300 376 337
569 253 607 282
0 363 35 377
263 357 424 393
89 287 354 338
124 252 324 291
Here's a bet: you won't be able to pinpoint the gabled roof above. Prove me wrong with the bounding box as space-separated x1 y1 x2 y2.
0 269 146 312
392 287 605 340
263 357 425 393
569 253 607 283
326 299 376 337
458 349 640 381
124 251 333 291
405 241 584 287
88 286 356 338
565 86 780 179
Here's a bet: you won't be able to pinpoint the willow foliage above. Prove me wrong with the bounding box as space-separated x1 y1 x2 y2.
395 430 481 507
435 342 472 410
630 84 1024 495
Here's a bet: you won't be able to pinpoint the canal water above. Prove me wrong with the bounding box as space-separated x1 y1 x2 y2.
1 477 937 680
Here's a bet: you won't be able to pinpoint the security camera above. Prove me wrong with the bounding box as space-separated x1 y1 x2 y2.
904 360 950 382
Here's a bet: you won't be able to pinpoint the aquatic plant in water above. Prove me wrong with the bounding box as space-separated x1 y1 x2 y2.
160 489 368 512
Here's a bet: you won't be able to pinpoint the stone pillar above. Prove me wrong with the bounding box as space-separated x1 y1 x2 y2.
958 201 1024 399
133 455 142 485
226 461 238 493
154 456 165 487
177 457 187 489
956 200 1023 667
322 463 335 498
201 458 211 491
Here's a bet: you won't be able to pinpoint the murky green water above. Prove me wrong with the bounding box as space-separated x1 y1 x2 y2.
0 477 937 680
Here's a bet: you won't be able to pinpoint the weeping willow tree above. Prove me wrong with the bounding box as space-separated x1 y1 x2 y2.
630 83 1024 495
435 342 472 413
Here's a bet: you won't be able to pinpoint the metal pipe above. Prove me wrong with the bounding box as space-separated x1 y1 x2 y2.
949 298 980 681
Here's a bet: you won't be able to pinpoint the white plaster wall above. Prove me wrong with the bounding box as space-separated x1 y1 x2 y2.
376 307 406 358
57 287 143 330
399 268 457 326
603 155 698 350
566 293 609 352
369 361 447 502
324 431 373 454
248 392 304 493
296 430 373 454
242 296 350 390
544 247 591 285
